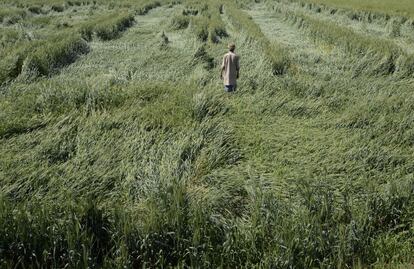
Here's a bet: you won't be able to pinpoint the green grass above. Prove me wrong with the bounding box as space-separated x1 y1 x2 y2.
225 1 290 75
302 0 414 19
1 0 414 267
80 11 135 41
0 1 161 85
0 7 26 23
275 3 414 77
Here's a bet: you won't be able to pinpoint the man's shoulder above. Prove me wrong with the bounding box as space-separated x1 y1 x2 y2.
231 52 239 58
224 52 239 59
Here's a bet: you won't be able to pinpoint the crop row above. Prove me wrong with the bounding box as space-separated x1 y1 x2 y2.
0 7 27 24
0 2 90 23
0 0 163 24
0 15 129 84
0 1 162 85
288 0 414 28
0 32 87 84
167 0 228 71
271 4 414 78
271 0 414 39
225 1 290 75
2 0 147 7
0 3 104 26
206 1 227 43
174 0 227 44
79 12 135 41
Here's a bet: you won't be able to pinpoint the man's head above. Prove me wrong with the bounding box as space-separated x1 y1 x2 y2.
228 43 236 52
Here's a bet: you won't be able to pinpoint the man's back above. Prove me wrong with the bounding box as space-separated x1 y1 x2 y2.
221 51 240 86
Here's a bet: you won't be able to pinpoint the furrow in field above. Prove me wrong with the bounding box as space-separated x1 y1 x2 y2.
260 2 414 78
59 5 195 84
247 3 353 78
220 5 367 198
243 2 414 198
268 0 414 55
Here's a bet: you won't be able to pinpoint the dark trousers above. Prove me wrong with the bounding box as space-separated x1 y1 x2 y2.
224 85 237 92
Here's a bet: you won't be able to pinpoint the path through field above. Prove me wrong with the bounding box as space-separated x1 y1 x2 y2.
60 5 196 84
217 3 369 196
247 3 350 76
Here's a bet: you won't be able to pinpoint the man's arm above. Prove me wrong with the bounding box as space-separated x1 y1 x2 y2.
220 55 226 79
236 56 240 79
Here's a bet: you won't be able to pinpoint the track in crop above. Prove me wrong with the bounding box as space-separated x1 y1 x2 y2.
247 3 354 78
269 0 414 55
58 4 194 85
219 3 361 195
219 1 414 196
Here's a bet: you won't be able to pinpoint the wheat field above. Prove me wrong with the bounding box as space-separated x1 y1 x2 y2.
1 0 414 267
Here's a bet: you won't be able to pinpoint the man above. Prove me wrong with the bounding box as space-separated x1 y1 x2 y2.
220 43 240 92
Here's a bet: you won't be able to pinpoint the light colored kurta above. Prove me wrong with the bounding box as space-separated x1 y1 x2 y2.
221 52 240 86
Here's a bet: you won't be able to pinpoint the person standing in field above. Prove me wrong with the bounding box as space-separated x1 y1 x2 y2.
220 43 240 92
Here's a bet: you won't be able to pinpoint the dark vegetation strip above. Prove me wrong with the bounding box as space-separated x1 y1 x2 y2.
0 7 26 24
270 2 414 78
136 0 162 15
208 2 228 43
181 0 227 43
0 32 89 84
225 1 290 75
80 12 135 41
169 0 228 70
